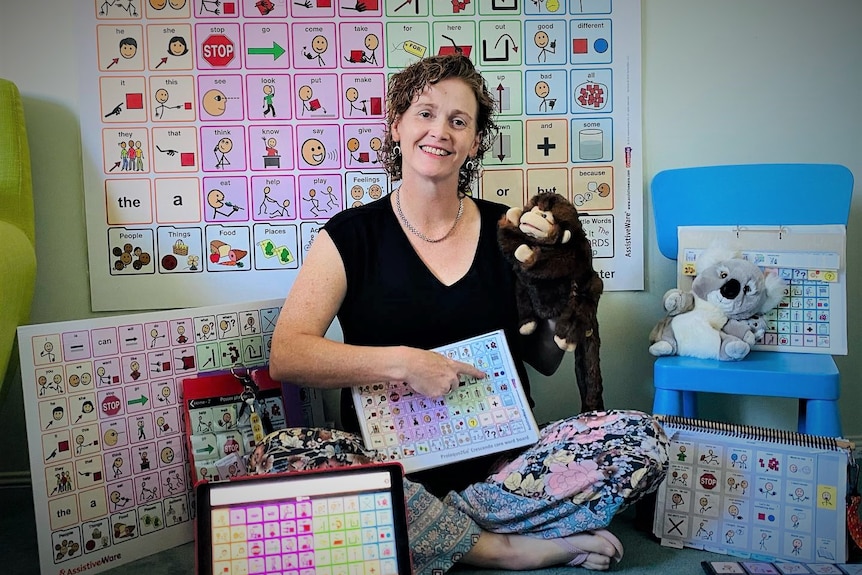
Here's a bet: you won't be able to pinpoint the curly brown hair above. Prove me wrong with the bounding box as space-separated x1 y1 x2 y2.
382 54 499 195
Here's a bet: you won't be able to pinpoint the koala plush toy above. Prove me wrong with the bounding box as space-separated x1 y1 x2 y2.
649 245 786 361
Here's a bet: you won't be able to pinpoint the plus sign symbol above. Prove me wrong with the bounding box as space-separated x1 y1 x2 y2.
537 136 556 156
202 34 235 67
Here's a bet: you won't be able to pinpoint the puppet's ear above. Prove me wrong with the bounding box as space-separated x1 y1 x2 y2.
561 229 572 244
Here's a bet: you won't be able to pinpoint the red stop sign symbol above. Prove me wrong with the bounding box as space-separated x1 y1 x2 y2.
202 34 235 66
101 394 122 416
700 472 717 490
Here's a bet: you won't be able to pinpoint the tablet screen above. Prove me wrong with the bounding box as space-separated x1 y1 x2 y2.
195 463 411 575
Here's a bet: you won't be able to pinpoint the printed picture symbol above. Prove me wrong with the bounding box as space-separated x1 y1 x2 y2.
492 132 511 162
112 243 152 271
100 0 139 17
532 0 561 12
536 136 556 156
344 34 379 65
300 138 328 166
346 137 380 165
438 34 471 58
575 81 607 110
40 342 56 363
150 0 189 11
213 137 233 169
483 34 518 63
113 139 145 172
53 537 81 561
207 189 243 218
248 40 286 62
534 81 556 112
209 239 247 267
254 0 275 15
394 0 420 14
491 0 518 9
262 137 281 168
107 37 138 69
261 84 277 117
154 88 183 118
303 188 321 217
298 85 327 115
301 35 329 66
199 0 223 15
575 180 609 206
533 30 555 63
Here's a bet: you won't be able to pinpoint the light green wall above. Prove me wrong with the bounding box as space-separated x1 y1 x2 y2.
1 0 861 476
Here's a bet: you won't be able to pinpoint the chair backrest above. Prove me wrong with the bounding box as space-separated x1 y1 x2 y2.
652 164 854 260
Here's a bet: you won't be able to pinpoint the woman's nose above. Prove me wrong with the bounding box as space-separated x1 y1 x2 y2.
428 118 450 139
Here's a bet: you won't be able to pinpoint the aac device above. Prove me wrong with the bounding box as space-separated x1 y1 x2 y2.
195 462 412 575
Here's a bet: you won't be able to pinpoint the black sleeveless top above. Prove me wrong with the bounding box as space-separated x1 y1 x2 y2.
324 194 533 495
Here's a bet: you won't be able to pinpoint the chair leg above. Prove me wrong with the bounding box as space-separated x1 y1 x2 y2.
799 399 842 437
653 389 684 416
682 392 697 419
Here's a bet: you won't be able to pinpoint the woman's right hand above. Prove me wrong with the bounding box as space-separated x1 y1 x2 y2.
400 347 488 398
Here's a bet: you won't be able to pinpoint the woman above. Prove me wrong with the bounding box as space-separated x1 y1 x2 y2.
263 54 668 574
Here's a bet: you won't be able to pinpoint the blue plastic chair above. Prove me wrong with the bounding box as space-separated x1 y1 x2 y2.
650 164 854 437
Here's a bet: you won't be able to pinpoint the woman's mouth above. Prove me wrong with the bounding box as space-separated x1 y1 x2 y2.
419 145 451 156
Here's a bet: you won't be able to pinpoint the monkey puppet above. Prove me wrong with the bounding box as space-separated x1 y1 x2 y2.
497 193 605 412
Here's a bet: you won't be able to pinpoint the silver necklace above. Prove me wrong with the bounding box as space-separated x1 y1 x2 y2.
395 189 464 243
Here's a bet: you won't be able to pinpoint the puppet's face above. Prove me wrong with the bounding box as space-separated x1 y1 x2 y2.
519 206 571 244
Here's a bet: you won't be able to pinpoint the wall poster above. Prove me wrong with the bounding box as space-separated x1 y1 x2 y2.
81 0 643 311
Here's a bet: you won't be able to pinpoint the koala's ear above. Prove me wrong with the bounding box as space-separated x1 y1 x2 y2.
759 271 787 313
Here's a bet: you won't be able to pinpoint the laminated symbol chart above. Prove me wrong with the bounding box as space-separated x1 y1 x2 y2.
82 0 644 311
19 298 284 575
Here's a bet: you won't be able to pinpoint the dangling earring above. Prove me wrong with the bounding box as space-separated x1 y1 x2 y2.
392 143 401 157
464 157 476 171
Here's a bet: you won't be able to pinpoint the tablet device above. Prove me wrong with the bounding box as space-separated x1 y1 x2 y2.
195 462 412 575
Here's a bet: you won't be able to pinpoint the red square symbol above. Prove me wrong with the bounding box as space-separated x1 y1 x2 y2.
370 97 382 115
180 152 195 167
317 0 331 6
223 2 236 13
126 93 144 109
364 0 378 8
184 101 192 110
573 38 588 54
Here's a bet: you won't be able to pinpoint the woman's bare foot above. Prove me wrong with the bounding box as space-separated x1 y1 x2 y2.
460 530 623 571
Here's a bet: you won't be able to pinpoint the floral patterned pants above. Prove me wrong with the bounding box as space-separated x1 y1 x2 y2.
248 410 669 575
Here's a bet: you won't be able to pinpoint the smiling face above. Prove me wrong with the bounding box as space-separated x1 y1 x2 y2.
390 77 480 187
311 35 328 55
301 138 326 166
534 31 549 48
120 39 137 59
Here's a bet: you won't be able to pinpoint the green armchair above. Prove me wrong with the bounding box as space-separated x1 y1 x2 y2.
0 78 36 404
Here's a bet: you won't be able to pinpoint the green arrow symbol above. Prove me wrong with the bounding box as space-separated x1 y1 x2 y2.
248 42 285 60
128 395 149 407
196 444 215 455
